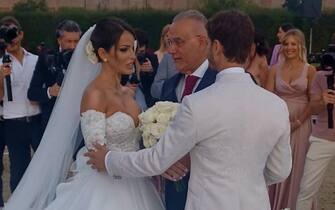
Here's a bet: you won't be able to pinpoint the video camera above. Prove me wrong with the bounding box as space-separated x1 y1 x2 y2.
136 52 148 65
0 25 19 55
308 44 335 64
47 49 73 86
0 25 19 44
320 49 335 129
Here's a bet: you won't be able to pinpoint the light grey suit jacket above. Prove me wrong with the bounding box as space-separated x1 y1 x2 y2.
150 53 178 99
107 70 292 210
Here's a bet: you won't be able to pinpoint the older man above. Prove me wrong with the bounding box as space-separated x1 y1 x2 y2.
87 10 292 210
158 10 217 210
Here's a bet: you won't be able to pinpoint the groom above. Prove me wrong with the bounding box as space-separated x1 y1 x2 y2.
86 10 292 210
158 10 217 210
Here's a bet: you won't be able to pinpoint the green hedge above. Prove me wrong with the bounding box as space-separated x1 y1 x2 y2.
0 7 334 54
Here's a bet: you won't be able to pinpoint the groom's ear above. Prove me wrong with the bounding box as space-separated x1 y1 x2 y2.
213 39 224 58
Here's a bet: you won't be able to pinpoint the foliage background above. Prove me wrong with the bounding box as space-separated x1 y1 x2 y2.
0 0 334 54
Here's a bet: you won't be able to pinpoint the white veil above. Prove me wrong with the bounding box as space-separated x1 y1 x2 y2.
4 26 100 210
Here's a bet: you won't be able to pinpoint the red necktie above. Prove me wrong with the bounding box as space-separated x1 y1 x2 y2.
182 75 199 99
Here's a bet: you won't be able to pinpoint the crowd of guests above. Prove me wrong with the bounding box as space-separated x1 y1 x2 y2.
0 9 334 210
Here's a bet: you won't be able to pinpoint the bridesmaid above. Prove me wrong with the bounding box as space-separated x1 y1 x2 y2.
266 29 316 210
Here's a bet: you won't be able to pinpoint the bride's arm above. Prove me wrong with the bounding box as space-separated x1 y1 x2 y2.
80 88 107 149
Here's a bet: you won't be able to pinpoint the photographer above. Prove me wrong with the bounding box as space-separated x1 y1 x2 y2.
134 28 159 107
0 16 42 196
28 20 81 133
296 52 335 210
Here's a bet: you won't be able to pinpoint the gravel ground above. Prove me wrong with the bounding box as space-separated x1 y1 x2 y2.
1 152 335 209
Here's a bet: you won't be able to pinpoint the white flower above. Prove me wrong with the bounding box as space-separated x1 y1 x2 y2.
156 112 170 124
85 41 98 64
150 123 167 139
139 101 179 148
154 101 179 113
139 108 157 124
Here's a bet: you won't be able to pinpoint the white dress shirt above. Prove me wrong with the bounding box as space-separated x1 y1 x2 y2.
1 49 40 119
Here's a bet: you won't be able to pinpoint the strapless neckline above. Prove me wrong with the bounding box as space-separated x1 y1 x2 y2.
106 111 138 128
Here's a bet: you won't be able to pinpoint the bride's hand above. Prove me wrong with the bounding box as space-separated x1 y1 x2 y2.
84 143 109 172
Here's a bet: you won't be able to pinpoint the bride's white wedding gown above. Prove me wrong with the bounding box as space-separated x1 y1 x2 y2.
44 110 165 210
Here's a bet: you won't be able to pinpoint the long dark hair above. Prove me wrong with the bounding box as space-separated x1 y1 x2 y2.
90 17 135 62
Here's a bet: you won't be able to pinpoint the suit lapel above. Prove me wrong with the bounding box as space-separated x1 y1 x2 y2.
161 73 183 103
195 68 217 93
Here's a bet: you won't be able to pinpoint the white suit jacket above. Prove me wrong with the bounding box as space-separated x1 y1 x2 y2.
107 69 292 210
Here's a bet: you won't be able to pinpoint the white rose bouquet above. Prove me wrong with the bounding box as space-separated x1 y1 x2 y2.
139 101 179 148
139 101 187 192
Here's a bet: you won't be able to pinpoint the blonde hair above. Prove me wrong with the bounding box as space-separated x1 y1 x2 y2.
281 29 307 63
160 24 170 50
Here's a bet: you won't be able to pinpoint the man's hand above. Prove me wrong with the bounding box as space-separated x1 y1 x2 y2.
162 161 188 182
84 143 109 172
139 60 153 73
323 89 335 105
0 64 12 79
49 83 61 97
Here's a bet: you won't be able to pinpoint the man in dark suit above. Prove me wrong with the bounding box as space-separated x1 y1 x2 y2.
159 10 217 210
28 20 81 133
134 28 159 107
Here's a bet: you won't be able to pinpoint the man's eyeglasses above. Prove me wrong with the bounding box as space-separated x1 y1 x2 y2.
166 35 202 48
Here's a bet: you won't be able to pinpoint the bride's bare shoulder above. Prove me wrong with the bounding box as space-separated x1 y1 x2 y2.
81 83 107 113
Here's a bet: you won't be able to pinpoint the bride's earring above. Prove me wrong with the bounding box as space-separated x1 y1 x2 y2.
103 58 108 62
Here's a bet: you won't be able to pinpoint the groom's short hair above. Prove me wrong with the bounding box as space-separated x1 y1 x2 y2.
206 10 254 64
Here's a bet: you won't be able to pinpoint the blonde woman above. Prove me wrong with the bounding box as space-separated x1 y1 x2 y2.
154 24 170 63
266 29 316 210
270 23 295 66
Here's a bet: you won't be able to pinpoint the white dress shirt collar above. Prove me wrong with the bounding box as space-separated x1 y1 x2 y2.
6 48 31 61
218 67 245 75
188 59 209 79
177 59 209 102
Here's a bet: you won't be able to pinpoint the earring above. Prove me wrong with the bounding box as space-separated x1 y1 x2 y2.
103 58 108 62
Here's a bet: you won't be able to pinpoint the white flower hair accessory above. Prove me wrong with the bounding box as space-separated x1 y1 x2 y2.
85 40 98 64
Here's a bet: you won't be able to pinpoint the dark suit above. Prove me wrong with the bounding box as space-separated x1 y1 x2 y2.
140 52 159 107
160 67 217 210
27 50 59 132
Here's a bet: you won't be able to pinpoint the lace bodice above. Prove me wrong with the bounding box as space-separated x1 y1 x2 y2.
81 110 140 152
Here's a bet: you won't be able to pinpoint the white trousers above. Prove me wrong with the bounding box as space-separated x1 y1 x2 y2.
296 135 335 210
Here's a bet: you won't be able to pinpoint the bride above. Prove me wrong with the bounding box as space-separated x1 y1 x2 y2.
4 17 164 210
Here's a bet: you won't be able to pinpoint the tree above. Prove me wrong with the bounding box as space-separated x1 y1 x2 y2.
12 0 49 12
282 0 303 13
200 0 246 13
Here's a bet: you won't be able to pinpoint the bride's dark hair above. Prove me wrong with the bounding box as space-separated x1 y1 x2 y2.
90 17 135 62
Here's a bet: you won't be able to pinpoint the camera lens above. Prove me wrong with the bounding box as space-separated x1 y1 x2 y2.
0 25 19 44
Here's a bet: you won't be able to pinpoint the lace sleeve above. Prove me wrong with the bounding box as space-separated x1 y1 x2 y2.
81 110 106 150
